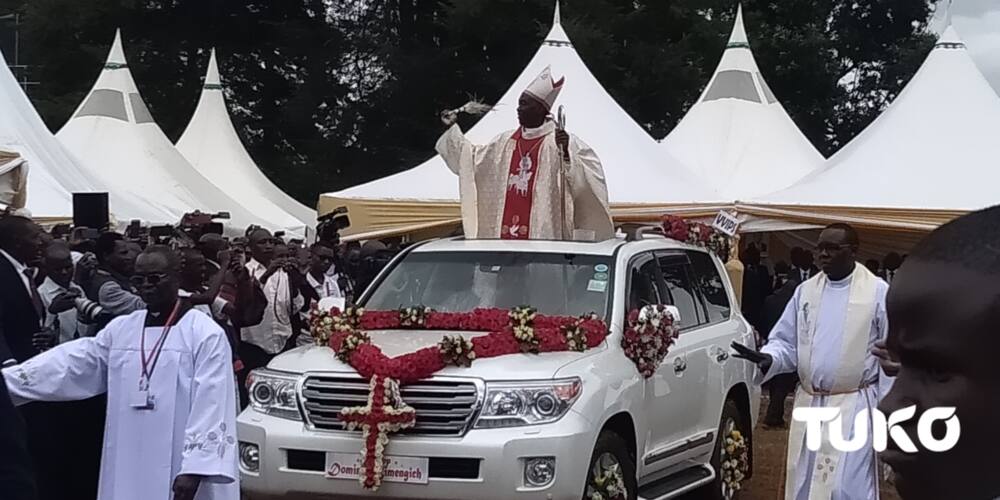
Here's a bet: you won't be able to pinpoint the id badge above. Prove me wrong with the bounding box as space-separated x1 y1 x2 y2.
130 379 155 410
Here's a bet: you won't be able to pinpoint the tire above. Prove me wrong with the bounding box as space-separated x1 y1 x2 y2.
583 430 638 500
698 399 749 500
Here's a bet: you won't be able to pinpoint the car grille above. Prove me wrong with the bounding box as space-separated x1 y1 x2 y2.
300 375 481 436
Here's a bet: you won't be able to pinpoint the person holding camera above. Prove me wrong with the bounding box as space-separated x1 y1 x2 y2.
38 240 109 343
240 229 303 394
36 240 107 499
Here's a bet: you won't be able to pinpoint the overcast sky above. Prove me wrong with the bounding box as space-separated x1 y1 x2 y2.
937 0 1000 92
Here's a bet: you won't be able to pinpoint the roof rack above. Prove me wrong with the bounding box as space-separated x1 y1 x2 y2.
618 223 666 242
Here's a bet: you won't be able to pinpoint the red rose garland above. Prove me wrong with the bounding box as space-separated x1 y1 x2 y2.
313 307 609 384
660 215 732 261
310 307 609 490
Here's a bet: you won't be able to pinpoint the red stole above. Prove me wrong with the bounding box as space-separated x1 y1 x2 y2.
500 129 546 239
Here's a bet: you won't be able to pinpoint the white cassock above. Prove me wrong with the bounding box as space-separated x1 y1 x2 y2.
436 121 614 241
3 309 239 500
761 264 891 500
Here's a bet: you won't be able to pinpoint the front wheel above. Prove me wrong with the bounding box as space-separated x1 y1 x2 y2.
701 399 751 500
583 430 638 500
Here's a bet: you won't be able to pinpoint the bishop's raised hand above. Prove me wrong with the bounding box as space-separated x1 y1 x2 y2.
440 109 459 127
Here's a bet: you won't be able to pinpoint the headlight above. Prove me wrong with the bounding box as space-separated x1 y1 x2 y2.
475 378 581 429
247 369 301 420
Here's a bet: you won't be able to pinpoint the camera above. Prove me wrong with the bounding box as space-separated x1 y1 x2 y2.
74 296 109 323
317 206 350 245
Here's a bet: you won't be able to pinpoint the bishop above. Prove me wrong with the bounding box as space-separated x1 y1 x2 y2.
437 66 614 241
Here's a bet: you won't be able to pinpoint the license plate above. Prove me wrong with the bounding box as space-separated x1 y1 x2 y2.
326 452 429 485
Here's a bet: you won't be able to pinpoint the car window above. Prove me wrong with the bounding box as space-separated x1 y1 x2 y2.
627 254 661 312
687 251 732 324
363 251 614 320
657 253 706 330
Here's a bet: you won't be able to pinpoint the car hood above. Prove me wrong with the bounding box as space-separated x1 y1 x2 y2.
268 329 607 381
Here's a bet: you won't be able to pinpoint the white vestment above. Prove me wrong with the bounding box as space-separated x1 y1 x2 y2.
3 309 239 500
761 265 892 500
436 121 614 241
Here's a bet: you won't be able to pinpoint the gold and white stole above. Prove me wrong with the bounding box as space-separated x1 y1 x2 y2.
784 264 879 499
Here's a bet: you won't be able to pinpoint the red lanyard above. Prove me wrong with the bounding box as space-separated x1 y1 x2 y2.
140 300 182 383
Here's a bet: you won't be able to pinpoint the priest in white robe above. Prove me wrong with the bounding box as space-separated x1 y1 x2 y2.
3 246 238 500
436 66 614 241
733 223 892 500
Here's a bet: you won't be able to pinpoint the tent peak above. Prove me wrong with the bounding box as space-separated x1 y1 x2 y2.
204 48 222 88
727 4 749 47
105 29 127 69
936 24 966 49
543 2 571 46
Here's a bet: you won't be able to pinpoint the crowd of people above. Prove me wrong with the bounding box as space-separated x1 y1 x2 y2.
0 214 400 500
1 204 999 500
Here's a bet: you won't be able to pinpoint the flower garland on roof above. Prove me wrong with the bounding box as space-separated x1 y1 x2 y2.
661 215 732 261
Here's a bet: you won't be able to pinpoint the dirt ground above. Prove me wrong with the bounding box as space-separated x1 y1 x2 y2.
696 394 901 500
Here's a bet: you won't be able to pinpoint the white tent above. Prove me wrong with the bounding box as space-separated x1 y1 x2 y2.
661 5 823 200
57 30 259 229
750 25 1000 229
320 2 717 238
0 47 165 222
177 49 314 235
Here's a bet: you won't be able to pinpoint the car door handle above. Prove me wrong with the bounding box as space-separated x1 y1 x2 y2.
716 350 729 363
673 357 687 374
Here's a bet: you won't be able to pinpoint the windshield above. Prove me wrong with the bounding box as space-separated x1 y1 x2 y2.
363 251 614 320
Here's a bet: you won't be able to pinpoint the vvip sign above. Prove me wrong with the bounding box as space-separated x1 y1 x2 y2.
712 211 741 237
793 406 960 452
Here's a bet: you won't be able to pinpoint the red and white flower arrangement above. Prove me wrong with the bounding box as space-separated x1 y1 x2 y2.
311 307 609 384
309 306 609 489
621 305 680 378
661 215 732 261
339 375 417 491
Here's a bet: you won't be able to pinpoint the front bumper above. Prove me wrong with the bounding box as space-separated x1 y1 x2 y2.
239 409 597 500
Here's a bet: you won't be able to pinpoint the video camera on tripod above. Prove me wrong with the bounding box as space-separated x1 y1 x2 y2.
146 211 231 246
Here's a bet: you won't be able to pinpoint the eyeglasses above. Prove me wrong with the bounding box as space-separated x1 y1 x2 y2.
130 273 170 287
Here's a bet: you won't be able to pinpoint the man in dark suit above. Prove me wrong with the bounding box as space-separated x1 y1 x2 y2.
740 244 772 333
0 215 47 498
0 215 78 500
0 215 48 365
760 270 800 427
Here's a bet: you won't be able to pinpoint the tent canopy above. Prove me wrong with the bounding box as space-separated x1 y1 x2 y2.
0 46 164 222
661 5 823 200
755 25 1000 215
320 1 717 238
57 30 260 229
177 49 314 236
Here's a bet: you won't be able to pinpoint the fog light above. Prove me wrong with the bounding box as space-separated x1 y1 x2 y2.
524 457 556 487
239 442 260 472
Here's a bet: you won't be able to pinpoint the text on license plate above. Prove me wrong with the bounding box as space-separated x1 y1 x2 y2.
326 452 429 485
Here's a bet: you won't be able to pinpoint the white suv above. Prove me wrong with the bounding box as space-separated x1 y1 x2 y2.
238 233 760 500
